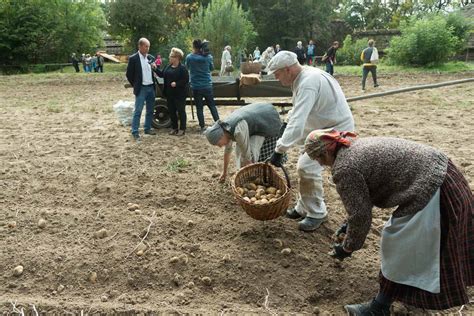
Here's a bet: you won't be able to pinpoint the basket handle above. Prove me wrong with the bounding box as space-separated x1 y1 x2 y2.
279 165 291 189
265 162 291 189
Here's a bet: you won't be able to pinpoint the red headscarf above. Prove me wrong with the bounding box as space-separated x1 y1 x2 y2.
305 129 357 160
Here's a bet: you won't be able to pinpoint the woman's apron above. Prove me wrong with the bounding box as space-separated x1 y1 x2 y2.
380 188 441 293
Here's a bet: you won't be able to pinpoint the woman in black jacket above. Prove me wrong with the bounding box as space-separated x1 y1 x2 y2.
159 48 189 136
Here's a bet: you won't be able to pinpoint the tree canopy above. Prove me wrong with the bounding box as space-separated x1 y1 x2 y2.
0 0 105 66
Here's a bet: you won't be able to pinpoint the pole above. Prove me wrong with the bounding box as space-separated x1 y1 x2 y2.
346 78 474 103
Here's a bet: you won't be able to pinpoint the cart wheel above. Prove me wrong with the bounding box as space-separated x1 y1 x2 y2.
152 102 171 129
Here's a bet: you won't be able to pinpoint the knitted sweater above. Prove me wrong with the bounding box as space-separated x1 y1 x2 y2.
332 137 449 251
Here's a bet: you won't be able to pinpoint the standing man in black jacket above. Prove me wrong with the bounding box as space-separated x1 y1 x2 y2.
126 37 159 141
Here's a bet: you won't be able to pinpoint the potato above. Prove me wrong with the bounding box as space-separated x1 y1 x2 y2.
257 185 266 191
269 198 278 203
243 197 251 203
266 187 277 195
255 192 262 200
260 198 269 204
250 197 257 202
13 265 23 277
236 187 245 196
245 183 257 191
266 194 275 200
247 190 256 198
276 190 282 195
256 188 265 194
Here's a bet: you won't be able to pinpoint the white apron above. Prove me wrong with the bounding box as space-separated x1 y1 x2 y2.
380 188 441 293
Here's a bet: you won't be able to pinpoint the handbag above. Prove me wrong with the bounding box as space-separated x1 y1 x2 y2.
225 64 234 73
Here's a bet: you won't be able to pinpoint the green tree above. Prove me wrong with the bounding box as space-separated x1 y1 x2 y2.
248 0 335 52
185 0 256 68
337 35 369 65
388 15 459 66
107 0 176 54
0 0 105 67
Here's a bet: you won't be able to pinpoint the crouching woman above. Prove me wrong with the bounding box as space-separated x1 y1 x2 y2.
204 103 286 182
304 130 473 315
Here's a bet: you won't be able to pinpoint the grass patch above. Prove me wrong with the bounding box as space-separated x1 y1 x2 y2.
46 103 63 113
167 157 189 172
335 61 474 75
58 63 127 74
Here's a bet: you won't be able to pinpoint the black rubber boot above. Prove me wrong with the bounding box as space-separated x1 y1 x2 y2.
345 299 390 316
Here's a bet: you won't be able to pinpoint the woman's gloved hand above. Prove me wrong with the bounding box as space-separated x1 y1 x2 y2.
329 244 352 261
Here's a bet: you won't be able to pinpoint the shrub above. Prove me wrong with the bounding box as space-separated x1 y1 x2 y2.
387 15 459 66
337 35 370 66
445 12 472 53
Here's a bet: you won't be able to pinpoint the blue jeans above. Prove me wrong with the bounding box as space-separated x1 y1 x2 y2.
131 85 155 135
325 62 334 75
192 87 219 128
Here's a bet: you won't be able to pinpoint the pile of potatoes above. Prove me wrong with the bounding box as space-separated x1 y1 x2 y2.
235 181 284 205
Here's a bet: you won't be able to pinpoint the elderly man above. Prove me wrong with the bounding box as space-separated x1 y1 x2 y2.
267 51 355 232
204 103 284 182
126 37 159 141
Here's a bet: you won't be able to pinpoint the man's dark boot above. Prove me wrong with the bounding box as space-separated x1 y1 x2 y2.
345 299 390 316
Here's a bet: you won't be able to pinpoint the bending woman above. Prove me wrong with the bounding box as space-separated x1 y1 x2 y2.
304 130 473 315
204 103 286 182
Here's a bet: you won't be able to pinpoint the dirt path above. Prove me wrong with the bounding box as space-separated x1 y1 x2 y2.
0 71 473 314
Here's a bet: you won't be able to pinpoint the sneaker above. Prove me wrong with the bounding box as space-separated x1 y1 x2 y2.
176 130 185 136
374 84 379 88
345 299 390 316
132 133 141 141
286 208 303 220
169 129 178 135
298 216 327 232
144 129 157 135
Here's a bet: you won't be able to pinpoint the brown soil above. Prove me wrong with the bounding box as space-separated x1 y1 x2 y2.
0 70 473 315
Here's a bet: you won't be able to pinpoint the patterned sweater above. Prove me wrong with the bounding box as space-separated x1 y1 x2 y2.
332 137 449 251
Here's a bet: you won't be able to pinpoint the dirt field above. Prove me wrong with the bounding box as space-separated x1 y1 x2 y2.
0 70 473 315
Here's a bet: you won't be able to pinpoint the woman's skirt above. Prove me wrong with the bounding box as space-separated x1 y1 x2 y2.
379 159 473 310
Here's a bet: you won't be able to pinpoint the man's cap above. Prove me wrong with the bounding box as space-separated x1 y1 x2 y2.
267 51 298 75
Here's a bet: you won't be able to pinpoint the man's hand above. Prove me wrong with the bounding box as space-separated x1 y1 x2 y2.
269 152 284 167
171 81 176 88
329 244 352 261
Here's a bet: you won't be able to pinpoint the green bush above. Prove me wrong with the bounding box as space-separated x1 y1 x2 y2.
445 12 473 53
337 35 370 66
387 15 459 66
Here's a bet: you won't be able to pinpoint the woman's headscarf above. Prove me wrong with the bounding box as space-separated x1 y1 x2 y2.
204 120 231 145
304 129 357 160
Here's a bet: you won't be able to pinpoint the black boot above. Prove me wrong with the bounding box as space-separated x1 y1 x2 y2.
345 299 390 316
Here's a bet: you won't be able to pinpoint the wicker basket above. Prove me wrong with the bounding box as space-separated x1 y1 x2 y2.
232 163 292 221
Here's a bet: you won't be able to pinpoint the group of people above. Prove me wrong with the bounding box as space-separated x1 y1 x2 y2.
71 52 105 73
125 40 472 314
202 51 473 315
126 38 220 141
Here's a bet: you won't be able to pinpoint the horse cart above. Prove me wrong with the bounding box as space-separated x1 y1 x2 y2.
152 75 292 129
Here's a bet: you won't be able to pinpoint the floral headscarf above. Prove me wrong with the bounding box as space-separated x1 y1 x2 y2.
305 129 357 160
